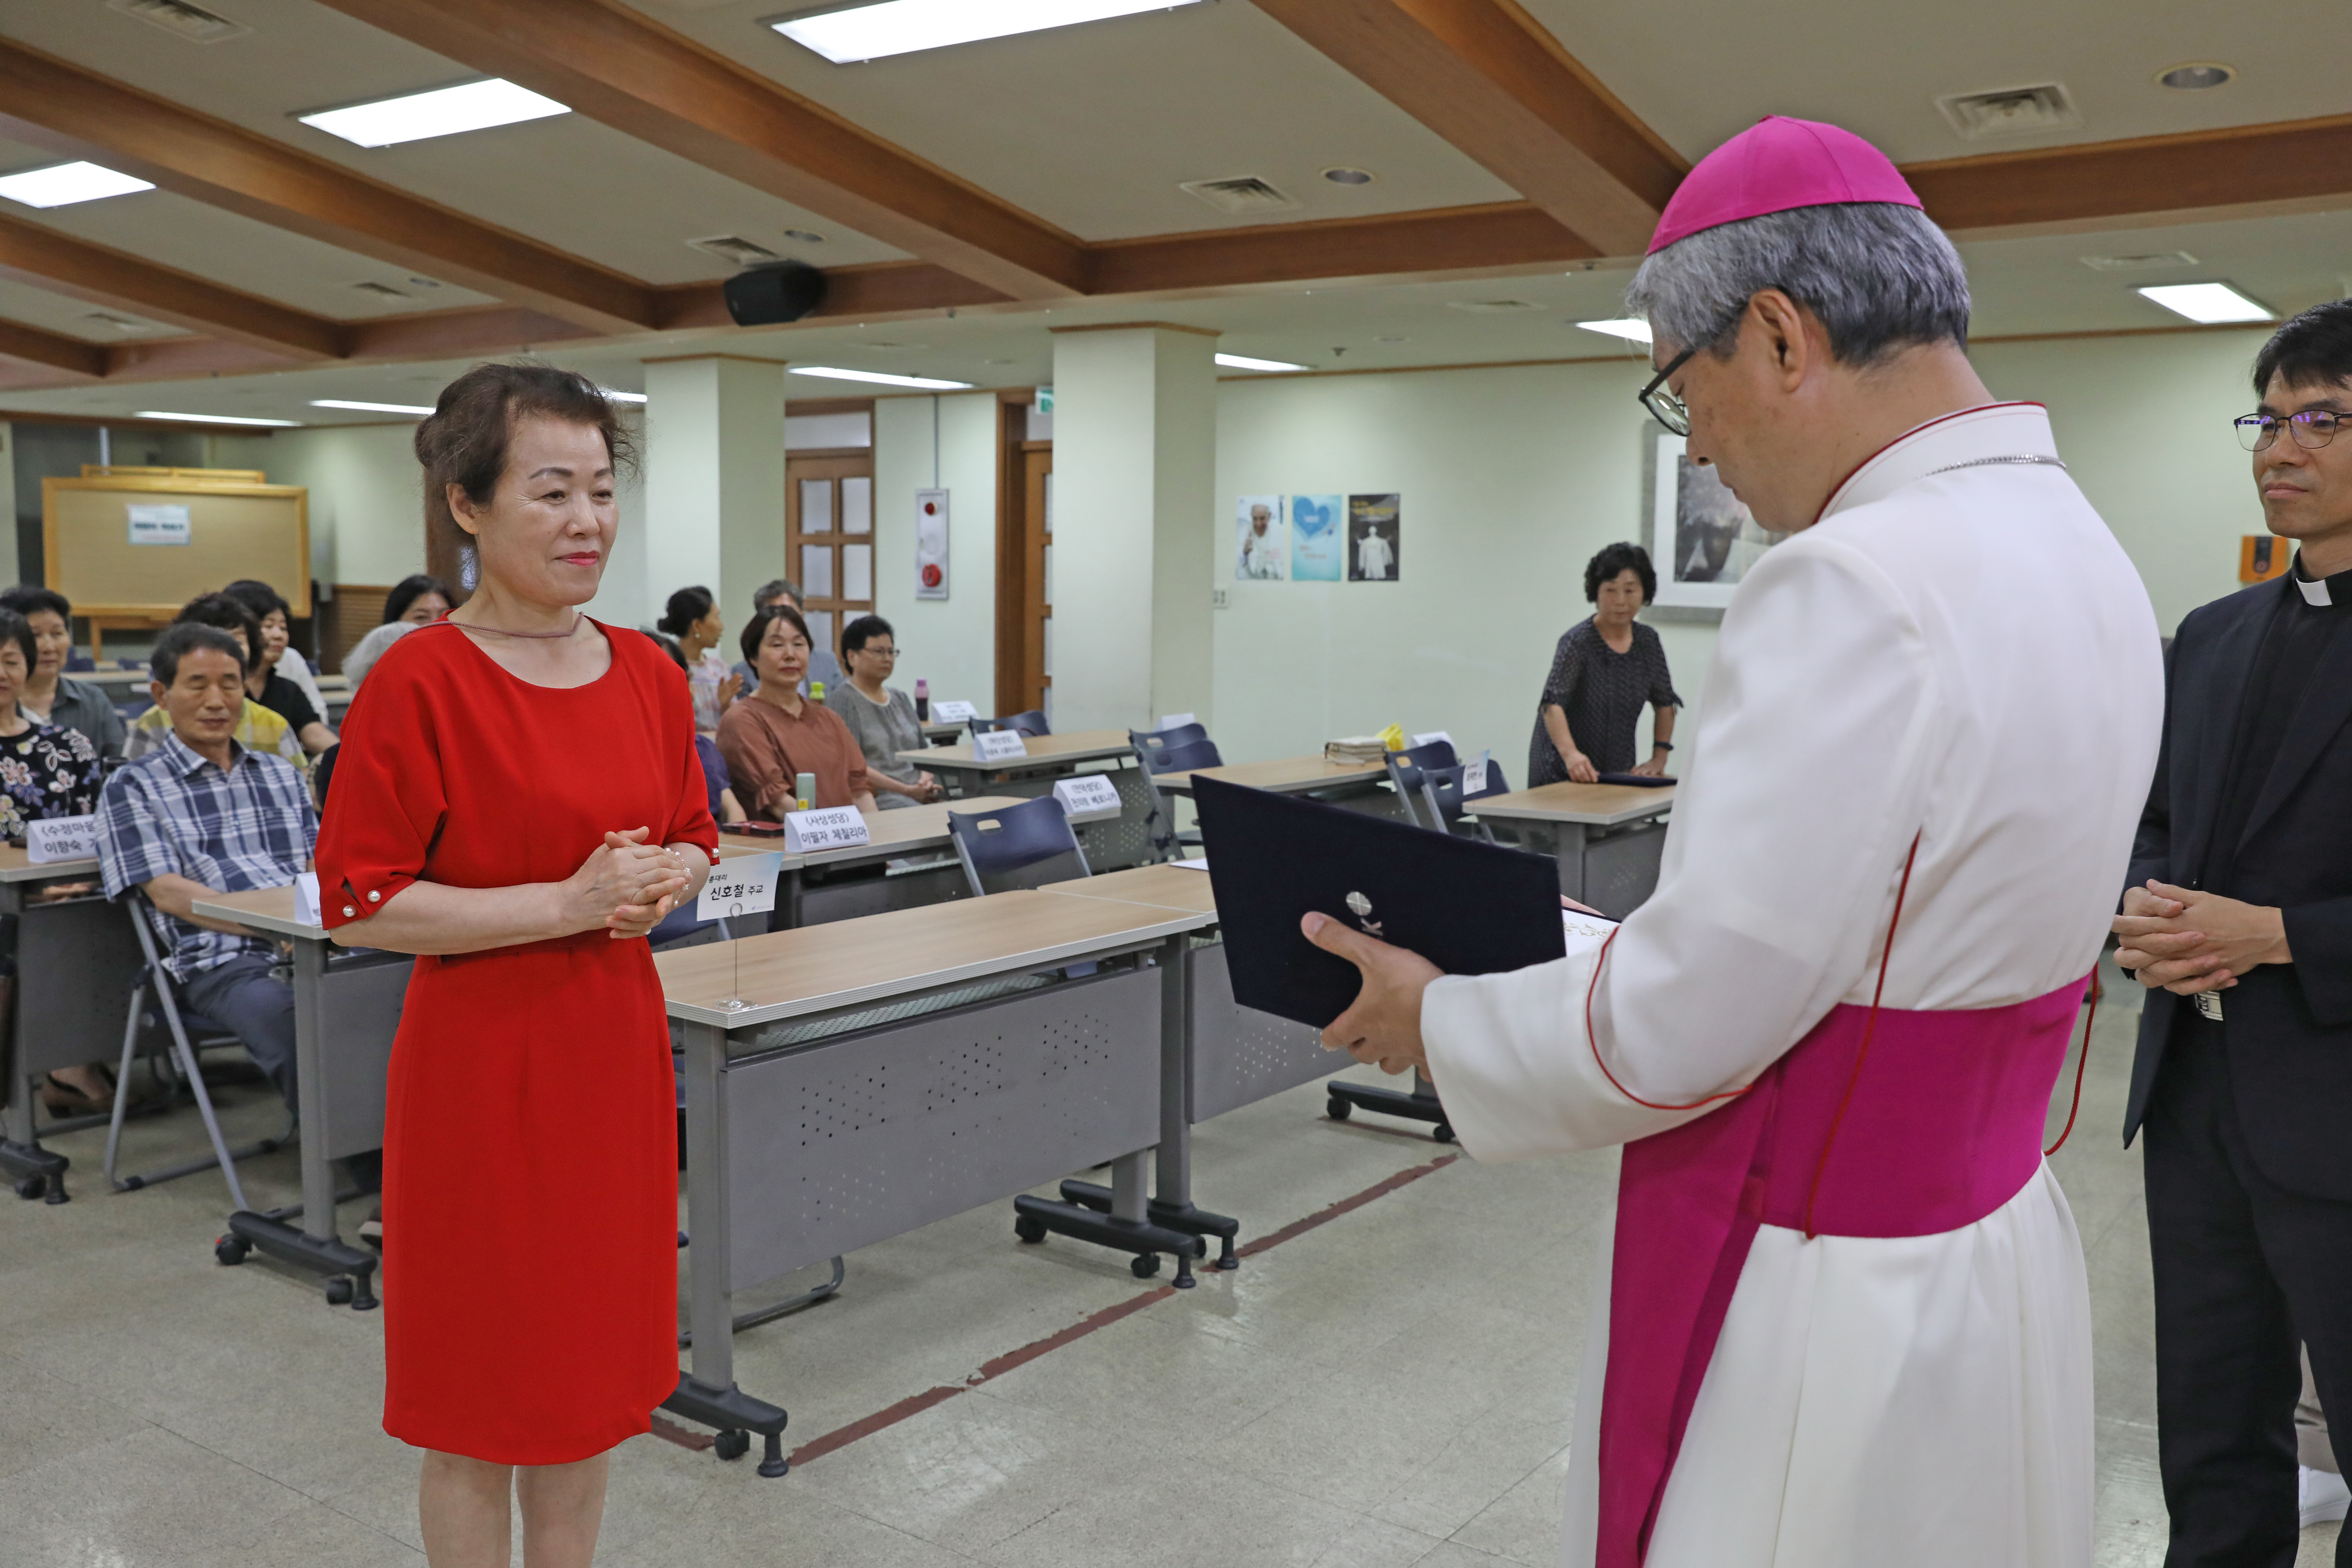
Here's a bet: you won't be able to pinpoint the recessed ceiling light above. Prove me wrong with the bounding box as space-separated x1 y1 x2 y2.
688 234 783 266
2137 282 2275 324
83 311 155 333
135 410 302 426
0 161 155 209
790 366 973 390
298 79 569 148
2158 62 2235 91
783 229 827 244
600 387 648 404
312 399 435 416
772 0 1208 64
2080 251 2200 272
1322 167 1374 187
1576 318 1653 343
1214 353 1309 372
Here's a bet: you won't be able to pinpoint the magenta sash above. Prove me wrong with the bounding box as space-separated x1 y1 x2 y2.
1594 977 2087 1566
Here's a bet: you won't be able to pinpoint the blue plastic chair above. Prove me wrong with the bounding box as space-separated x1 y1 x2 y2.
1130 728 1220 859
971 709 1051 740
946 795 1093 897
1383 741 1458 830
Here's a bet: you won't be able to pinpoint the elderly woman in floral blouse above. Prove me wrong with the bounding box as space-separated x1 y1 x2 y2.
0 607 107 1111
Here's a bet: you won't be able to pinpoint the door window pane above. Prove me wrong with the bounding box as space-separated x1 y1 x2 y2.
1042 542 1052 609
1042 615 1052 678
840 476 873 534
841 543 873 602
799 478 834 533
805 610 833 663
799 544 834 598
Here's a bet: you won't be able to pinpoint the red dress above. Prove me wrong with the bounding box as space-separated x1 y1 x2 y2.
317 621 716 1464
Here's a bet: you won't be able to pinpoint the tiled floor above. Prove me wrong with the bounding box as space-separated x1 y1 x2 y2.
1 955 2340 1566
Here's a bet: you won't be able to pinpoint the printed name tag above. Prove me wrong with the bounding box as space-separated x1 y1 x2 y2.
783 807 871 856
1053 775 1124 823
1462 751 1490 796
26 814 97 864
1411 730 1454 751
698 850 783 919
294 871 321 925
931 700 977 723
972 728 1029 763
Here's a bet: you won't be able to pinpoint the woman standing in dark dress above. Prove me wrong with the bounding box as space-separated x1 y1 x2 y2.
1527 541 1681 786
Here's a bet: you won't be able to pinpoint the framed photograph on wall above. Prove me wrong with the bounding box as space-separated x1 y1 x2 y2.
1648 431 1787 610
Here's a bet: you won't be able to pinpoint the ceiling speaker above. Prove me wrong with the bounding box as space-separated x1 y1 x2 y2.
723 260 827 326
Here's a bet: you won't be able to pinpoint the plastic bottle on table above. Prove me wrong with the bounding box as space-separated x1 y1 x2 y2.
914 678 929 720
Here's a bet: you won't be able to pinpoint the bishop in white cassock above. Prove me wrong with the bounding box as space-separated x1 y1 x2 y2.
1306 118 2164 1568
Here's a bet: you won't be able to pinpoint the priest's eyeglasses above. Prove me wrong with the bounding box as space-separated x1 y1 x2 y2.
2235 409 2347 452
1639 347 1698 436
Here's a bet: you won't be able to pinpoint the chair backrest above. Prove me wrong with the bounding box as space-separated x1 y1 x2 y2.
1384 740 1458 829
1000 709 1050 739
1131 721 1207 754
1464 757 1509 802
947 795 1093 896
1419 764 1472 827
1133 734 1222 776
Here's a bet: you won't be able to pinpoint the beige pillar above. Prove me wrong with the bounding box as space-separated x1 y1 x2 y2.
642 356 787 631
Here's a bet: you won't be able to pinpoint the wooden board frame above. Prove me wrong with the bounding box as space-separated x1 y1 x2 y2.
42 472 309 621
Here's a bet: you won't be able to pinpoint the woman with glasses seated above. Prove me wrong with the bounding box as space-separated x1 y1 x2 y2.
1527 541 1680 787
826 615 939 809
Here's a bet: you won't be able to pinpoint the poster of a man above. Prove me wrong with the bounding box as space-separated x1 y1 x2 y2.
1234 495 1286 580
1348 493 1401 581
1650 434 1788 608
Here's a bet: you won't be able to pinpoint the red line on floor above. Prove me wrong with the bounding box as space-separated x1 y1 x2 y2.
782 1150 1460 1470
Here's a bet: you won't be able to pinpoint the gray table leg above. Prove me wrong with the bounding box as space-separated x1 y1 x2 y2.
782 868 804 931
0 885 70 1203
293 938 336 1245
1554 822 1590 903
682 1020 733 1392
1153 934 1190 1210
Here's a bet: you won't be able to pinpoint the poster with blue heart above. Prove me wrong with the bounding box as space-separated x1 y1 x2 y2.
1289 494 1344 581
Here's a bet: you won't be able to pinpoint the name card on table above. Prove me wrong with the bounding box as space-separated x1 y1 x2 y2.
1156 712 1197 733
699 850 783 919
1462 750 1491 796
931 700 977 724
972 728 1029 763
1411 730 1454 751
783 807 871 856
294 871 321 925
26 814 97 864
1052 775 1124 824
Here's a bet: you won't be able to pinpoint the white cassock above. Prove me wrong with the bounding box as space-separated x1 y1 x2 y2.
1357 530 1395 580
1423 403 2163 1568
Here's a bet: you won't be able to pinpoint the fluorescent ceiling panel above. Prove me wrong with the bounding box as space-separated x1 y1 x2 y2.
2136 282 2275 324
1576 318 1653 343
135 411 301 426
0 161 155 209
299 79 569 148
1216 352 1309 372
312 399 435 416
790 366 973 390
773 0 1208 64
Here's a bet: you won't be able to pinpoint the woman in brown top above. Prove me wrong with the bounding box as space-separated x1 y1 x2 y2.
717 602 876 818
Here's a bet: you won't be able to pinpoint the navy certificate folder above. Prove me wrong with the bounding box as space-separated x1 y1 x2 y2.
1193 774 1567 1031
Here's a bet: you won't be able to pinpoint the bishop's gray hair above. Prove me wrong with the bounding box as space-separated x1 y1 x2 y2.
1626 202 1971 366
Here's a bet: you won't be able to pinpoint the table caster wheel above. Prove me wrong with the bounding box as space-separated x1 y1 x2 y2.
1130 1252 1160 1279
1432 1123 1456 1144
325 1277 354 1306
714 1429 750 1462
14 1175 45 1201
1014 1214 1047 1244
215 1235 249 1266
1325 1094 1351 1122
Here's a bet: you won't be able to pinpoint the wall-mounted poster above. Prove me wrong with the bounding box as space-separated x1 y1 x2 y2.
1348 493 1400 581
914 488 949 600
1289 494 1344 581
1649 433 1786 610
1235 495 1286 580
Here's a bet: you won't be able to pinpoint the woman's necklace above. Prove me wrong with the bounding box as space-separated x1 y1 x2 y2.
455 614 582 640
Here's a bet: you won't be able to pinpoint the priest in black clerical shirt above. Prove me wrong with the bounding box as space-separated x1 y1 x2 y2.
2117 298 2352 1566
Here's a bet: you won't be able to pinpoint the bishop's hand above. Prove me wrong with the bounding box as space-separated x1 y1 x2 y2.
1301 912 1443 1078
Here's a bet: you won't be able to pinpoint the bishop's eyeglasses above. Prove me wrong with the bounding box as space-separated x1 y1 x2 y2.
2235 408 2348 452
1638 346 1698 436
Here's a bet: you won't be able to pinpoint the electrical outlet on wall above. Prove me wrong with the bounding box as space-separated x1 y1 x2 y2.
1211 588 1230 609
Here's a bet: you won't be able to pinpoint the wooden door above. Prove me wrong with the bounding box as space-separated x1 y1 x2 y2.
786 449 875 673
993 397 1053 718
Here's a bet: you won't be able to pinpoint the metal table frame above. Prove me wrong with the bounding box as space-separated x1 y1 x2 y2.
0 853 145 1204
1469 786 1675 918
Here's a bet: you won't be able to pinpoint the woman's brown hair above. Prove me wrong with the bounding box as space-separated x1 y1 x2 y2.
738 601 811 667
415 364 636 584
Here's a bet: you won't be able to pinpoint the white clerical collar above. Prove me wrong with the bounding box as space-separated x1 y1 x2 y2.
2296 570 2332 607
1818 402 2063 524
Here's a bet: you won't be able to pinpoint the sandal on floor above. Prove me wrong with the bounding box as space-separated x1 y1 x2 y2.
39 1073 113 1115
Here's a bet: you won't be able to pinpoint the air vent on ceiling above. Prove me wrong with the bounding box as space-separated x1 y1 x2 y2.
1447 299 1544 314
2080 251 2200 272
1937 83 2082 140
351 281 412 300
83 310 153 333
107 0 251 43
1179 176 1299 215
855 342 930 352
688 234 784 267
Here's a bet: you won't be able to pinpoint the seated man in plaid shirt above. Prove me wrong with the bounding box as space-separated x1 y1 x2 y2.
96 623 356 1174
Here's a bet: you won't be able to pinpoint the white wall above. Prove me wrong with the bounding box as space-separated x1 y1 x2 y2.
872 391 998 711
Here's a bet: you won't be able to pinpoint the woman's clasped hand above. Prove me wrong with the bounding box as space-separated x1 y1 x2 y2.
567 827 692 939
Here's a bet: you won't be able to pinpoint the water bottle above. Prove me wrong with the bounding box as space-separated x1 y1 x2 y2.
795 771 815 813
810 679 826 702
914 678 929 720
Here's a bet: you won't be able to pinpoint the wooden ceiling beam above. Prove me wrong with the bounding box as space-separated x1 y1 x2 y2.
1093 201 1596 294
0 317 105 380
1250 0 1682 256
0 37 658 336
0 213 344 360
311 0 1097 302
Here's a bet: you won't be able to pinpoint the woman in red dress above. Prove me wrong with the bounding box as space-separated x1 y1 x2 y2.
318 365 715 1567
